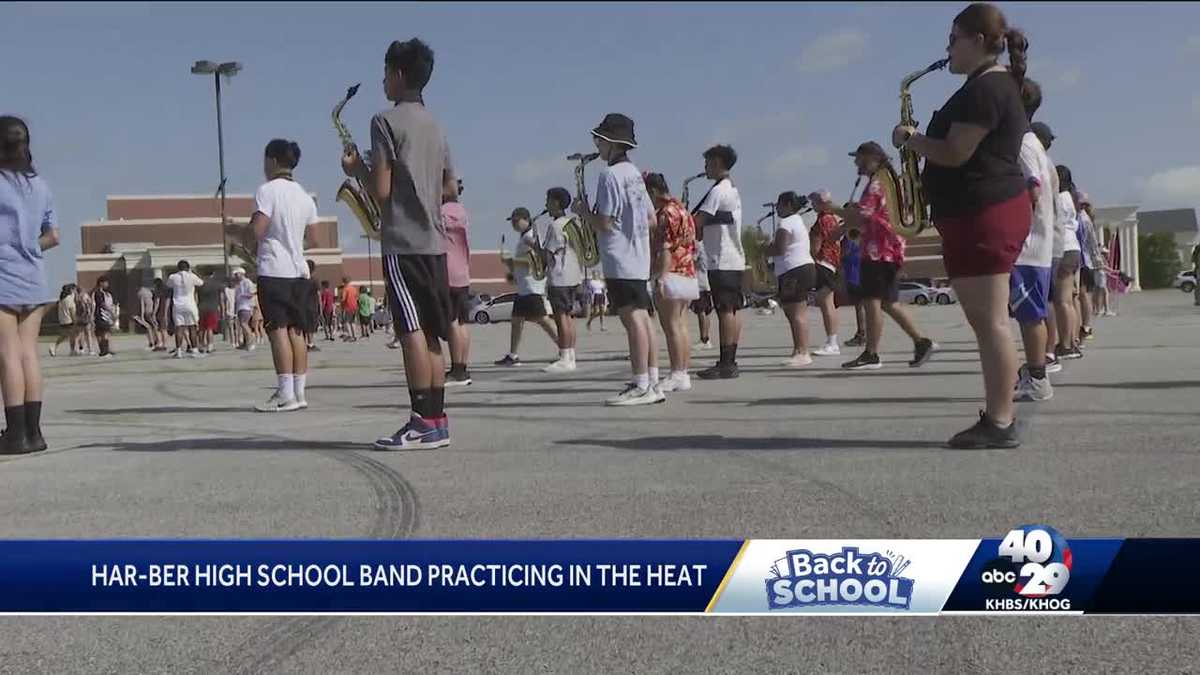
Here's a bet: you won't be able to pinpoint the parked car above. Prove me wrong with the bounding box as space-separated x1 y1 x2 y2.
898 281 956 305
1175 270 1196 293
470 292 516 324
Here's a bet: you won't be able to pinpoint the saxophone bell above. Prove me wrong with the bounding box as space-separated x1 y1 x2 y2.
333 82 383 241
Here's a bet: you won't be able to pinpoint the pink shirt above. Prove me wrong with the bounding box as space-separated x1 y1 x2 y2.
442 202 470 288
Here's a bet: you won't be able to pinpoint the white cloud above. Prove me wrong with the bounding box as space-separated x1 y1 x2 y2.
766 146 830 179
1141 165 1200 208
709 110 803 145
512 156 567 186
796 29 869 74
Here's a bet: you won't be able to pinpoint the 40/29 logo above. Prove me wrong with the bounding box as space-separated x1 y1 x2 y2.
980 524 1072 598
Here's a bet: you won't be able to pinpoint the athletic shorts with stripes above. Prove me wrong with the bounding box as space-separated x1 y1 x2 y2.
383 253 451 341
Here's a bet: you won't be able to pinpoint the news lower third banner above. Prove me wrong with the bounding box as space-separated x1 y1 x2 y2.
2 527 1198 614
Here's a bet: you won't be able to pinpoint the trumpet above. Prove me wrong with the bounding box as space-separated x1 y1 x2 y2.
681 172 706 211
567 152 602 268
332 83 383 241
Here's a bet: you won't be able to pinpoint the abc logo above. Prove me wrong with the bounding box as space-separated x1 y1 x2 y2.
979 559 1017 587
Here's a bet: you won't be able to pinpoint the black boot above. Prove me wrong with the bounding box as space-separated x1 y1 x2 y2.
25 401 46 452
1 405 34 455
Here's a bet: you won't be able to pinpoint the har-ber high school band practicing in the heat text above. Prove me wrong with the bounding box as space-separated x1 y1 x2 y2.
0 3 1123 454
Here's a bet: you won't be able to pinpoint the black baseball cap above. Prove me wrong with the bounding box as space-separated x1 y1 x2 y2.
1031 122 1055 143
508 207 531 222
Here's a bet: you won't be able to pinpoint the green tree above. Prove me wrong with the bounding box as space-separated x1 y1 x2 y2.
1137 232 1182 289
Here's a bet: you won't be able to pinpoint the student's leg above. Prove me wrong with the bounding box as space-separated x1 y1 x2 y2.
881 301 926 342
657 296 678 371
1052 272 1074 349
618 306 650 380
535 316 559 345
864 298 884 355
854 301 866 338
783 302 809 356
448 319 470 369
671 300 690 372
952 274 1018 425
0 310 28 439
817 288 838 343
696 306 710 344
509 317 525 357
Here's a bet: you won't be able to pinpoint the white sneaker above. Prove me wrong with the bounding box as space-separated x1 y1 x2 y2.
296 399 309 410
189 350 207 359
812 344 841 357
605 384 665 407
543 359 577 374
48 346 57 357
695 340 714 350
174 350 185 359
657 373 693 393
781 353 814 367
248 344 258 352
1014 367 1054 402
255 392 302 413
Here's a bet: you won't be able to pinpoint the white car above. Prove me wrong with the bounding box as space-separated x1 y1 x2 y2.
470 293 515 324
898 281 956 306
1175 270 1196 293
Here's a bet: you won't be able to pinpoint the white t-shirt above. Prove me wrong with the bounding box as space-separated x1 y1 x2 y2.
513 228 547 296
166 270 203 306
593 160 653 281
587 278 605 295
222 286 237 317
544 215 584 287
774 214 814 276
1015 132 1055 268
235 278 257 312
1056 191 1080 254
697 178 745 271
254 178 319 279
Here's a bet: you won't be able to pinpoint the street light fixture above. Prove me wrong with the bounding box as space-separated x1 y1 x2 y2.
191 60 242 281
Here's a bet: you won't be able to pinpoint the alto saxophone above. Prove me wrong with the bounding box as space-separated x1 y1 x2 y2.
567 152 602 269
333 83 383 241
500 209 549 282
894 58 948 238
681 172 706 212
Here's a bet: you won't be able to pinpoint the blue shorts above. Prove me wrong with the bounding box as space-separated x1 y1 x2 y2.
1010 265 1051 324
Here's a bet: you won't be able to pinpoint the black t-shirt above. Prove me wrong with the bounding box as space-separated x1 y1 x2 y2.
922 68 1029 219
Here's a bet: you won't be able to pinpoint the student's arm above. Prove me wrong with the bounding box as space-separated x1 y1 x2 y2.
39 190 60 251
572 171 618 233
765 227 792 258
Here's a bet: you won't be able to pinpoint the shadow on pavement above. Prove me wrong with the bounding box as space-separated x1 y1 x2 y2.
687 395 976 406
84 437 366 452
69 406 251 415
558 435 945 451
1056 380 1200 391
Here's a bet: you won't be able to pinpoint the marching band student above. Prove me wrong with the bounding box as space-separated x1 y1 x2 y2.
1010 78 1055 402
891 1 1030 448
808 189 843 356
166 262 202 359
0 115 59 454
691 241 714 349
585 272 607 332
1029 121 1061 373
765 191 816 367
1075 193 1103 342
542 186 585 373
1053 164 1083 361
50 284 78 357
644 172 698 392
571 113 663 406
77 278 96 355
694 145 745 380
341 37 457 449
233 268 258 350
834 142 937 371
494 207 559 367
251 138 318 412
841 227 866 347
442 177 473 386
92 276 117 359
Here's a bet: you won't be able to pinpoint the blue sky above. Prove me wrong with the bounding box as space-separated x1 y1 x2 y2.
8 1 1200 285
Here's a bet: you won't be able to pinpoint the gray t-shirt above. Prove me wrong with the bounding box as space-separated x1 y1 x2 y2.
370 97 454 256
593 160 653 281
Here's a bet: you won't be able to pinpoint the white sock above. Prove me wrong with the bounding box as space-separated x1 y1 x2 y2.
294 373 307 402
648 367 660 384
277 374 295 401
559 349 569 361
827 334 838 346
634 373 650 390
567 348 576 363
672 370 688 380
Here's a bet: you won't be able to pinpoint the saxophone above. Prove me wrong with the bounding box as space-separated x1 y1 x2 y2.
567 152 602 268
895 58 948 238
500 210 549 281
681 172 706 211
332 83 383 241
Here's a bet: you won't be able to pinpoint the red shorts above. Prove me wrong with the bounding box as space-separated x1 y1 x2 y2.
199 310 220 332
935 192 1032 279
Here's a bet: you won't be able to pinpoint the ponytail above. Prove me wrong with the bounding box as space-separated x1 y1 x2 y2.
1006 28 1029 87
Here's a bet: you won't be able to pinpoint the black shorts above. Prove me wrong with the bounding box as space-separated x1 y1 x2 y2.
777 264 816 304
691 291 714 315
258 276 310 331
548 285 580 315
707 270 745 312
846 284 864 303
449 286 470 324
383 254 451 340
1080 266 1096 291
814 264 838 292
304 280 320 332
607 278 653 311
513 294 548 319
858 260 900 303
95 319 113 333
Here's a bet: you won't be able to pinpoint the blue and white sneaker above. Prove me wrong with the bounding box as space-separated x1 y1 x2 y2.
373 415 450 451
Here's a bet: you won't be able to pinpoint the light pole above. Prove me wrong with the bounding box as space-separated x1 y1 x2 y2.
191 60 242 281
